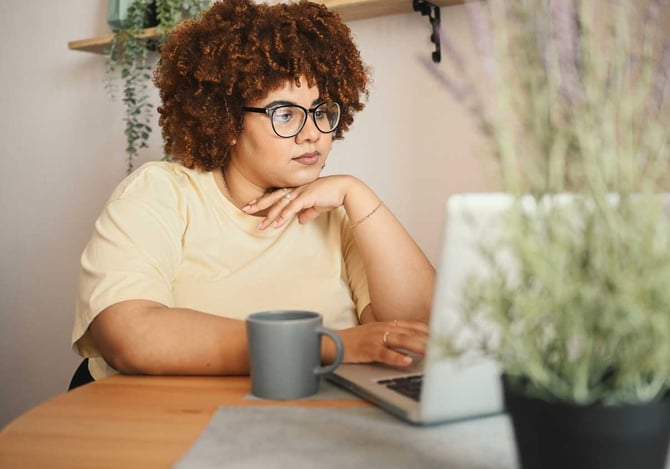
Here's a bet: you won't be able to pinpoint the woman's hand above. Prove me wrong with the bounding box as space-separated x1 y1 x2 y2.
333 320 430 368
242 175 355 230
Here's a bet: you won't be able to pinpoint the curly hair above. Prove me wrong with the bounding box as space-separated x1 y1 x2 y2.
153 0 371 171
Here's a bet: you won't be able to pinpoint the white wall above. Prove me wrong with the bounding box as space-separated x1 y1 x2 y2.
0 0 494 428
328 7 495 259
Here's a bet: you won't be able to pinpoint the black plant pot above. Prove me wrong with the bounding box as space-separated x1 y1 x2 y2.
503 378 670 469
108 0 159 30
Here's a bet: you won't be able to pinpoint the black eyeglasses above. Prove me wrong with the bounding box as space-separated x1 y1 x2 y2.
242 101 341 138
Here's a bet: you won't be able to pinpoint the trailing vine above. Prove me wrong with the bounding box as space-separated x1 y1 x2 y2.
106 0 209 174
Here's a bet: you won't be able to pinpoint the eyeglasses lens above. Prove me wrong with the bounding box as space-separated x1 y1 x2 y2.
271 107 304 138
314 102 341 133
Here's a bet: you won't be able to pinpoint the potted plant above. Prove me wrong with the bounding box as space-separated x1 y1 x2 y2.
424 1 670 468
106 0 210 173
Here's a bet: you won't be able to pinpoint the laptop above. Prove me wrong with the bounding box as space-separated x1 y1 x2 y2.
327 193 515 425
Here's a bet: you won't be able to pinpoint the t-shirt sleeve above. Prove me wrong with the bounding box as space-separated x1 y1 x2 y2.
340 212 371 322
72 165 184 356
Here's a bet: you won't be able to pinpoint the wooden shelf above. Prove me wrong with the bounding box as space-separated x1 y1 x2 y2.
68 0 464 54
68 27 160 54
322 0 463 21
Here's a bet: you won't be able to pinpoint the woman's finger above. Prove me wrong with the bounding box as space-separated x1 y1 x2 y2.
297 206 323 224
268 197 309 229
262 192 326 229
377 346 415 367
392 320 430 334
256 194 297 230
382 330 428 355
242 188 292 214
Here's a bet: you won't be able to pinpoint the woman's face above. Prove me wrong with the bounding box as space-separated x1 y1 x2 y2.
229 77 333 191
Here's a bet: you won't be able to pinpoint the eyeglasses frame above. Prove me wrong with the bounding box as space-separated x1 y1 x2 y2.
241 102 341 138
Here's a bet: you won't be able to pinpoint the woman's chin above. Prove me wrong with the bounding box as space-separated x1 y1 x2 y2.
283 169 324 188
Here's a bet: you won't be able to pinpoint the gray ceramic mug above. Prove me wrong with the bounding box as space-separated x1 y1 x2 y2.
246 310 344 399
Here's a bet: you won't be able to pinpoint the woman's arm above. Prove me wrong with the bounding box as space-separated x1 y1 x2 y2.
91 300 429 375
89 299 250 376
245 175 436 323
341 178 435 323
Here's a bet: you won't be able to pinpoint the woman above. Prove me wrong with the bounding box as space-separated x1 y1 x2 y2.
72 0 435 381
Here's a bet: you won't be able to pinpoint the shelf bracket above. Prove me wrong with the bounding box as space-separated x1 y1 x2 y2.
413 0 441 63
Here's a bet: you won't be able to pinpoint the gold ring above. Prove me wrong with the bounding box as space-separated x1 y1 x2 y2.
383 331 390 347
392 320 398 328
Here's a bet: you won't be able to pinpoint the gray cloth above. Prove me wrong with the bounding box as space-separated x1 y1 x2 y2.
174 406 518 469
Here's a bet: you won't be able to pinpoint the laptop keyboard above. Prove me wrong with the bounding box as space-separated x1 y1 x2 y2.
378 374 424 402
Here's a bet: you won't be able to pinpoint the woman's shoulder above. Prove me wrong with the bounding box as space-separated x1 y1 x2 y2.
110 161 211 201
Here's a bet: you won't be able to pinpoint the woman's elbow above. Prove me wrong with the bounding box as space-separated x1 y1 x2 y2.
101 346 146 374
91 328 146 374
88 303 154 374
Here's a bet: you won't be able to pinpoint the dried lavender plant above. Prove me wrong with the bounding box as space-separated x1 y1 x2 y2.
427 0 670 405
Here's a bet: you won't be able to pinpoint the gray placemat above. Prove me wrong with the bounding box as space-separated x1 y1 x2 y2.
174 406 518 469
244 378 360 401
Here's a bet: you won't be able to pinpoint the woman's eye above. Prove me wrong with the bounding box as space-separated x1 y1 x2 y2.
273 108 295 124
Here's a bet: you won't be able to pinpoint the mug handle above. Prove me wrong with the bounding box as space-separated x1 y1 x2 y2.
313 327 344 375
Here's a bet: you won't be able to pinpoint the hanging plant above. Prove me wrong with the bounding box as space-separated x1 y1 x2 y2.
106 0 210 173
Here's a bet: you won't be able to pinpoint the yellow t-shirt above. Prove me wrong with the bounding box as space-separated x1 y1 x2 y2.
72 162 370 379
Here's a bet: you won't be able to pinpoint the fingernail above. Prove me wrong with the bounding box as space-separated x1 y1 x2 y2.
256 220 267 230
242 200 257 212
402 356 412 364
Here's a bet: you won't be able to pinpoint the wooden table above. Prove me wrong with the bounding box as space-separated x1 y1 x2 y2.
0 375 369 468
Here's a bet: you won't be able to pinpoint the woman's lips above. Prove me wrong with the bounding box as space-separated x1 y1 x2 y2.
292 152 320 165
